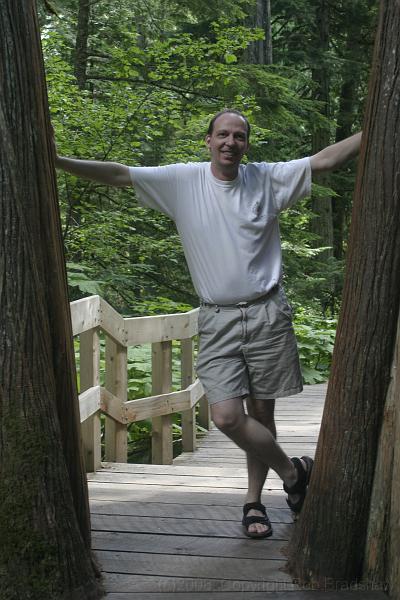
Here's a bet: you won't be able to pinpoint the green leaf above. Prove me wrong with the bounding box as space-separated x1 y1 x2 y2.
224 52 237 64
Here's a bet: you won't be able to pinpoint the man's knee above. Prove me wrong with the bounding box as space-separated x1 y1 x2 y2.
211 399 245 433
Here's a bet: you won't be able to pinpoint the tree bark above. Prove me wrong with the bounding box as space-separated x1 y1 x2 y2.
310 0 333 261
333 1 371 261
0 2 103 598
244 0 273 65
332 75 356 262
363 312 400 592
74 0 91 89
388 325 400 598
288 0 400 586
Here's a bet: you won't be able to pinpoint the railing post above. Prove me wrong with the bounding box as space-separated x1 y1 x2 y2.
196 326 211 430
198 395 210 430
80 328 102 472
104 336 128 462
152 341 173 464
181 338 196 452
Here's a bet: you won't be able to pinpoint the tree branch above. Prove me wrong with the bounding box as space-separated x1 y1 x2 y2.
86 74 221 100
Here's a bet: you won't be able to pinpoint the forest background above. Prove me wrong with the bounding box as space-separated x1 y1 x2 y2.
40 0 377 460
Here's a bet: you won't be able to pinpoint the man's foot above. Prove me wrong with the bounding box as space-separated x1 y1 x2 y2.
283 456 314 514
242 502 273 538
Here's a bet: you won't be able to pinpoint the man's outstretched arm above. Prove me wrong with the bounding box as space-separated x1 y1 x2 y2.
310 132 362 174
55 155 131 187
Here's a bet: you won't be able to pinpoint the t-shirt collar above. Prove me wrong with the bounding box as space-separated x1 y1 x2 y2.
207 163 241 187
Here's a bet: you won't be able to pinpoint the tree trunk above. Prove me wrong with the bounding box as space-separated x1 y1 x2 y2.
332 77 357 261
288 0 400 586
0 2 103 598
310 0 333 261
264 0 273 65
364 312 400 592
388 327 400 598
74 0 90 89
244 0 273 65
333 1 370 261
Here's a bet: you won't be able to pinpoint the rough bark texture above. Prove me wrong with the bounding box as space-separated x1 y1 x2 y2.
310 0 333 261
0 2 103 598
389 327 400 598
244 0 273 65
74 0 90 89
288 0 400 587
333 52 360 261
364 314 400 592
333 1 372 261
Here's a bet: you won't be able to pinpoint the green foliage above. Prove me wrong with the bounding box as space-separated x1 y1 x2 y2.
293 307 337 384
67 262 104 296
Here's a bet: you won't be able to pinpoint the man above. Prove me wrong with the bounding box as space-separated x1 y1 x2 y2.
55 110 361 538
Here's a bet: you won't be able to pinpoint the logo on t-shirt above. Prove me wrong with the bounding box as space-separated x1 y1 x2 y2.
252 201 262 216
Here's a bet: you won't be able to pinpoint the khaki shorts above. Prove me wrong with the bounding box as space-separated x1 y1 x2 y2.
196 286 303 405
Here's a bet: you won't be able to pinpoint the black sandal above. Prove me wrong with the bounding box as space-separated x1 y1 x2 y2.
283 456 314 514
242 502 273 538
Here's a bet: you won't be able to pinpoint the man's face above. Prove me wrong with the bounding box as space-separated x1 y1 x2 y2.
205 113 249 179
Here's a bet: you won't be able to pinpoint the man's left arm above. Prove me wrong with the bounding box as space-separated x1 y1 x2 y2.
309 132 362 174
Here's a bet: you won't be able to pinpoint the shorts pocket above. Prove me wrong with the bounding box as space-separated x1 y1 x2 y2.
276 287 293 319
265 287 293 328
197 307 215 335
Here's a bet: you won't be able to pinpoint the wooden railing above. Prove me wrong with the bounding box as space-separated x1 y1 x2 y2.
71 295 209 471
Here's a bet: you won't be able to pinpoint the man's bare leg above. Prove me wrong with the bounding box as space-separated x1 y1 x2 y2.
210 396 305 532
244 397 276 535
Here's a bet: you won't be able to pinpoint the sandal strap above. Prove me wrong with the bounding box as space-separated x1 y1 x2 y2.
286 495 305 513
243 502 266 516
283 456 313 495
242 514 271 527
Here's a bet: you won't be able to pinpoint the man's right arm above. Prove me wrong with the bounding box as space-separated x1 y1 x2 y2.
55 156 131 187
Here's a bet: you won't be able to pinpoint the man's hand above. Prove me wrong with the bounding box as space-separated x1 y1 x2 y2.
310 132 362 174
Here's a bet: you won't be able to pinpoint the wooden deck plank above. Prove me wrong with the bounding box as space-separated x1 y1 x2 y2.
92 530 289 559
88 482 289 507
90 500 292 523
103 574 385 597
102 572 298 593
105 593 387 600
91 513 292 539
90 471 286 488
96 550 293 582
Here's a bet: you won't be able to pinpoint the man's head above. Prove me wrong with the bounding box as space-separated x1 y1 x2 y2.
207 109 251 139
205 109 250 181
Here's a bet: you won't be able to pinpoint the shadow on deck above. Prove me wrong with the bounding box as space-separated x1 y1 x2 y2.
87 383 387 599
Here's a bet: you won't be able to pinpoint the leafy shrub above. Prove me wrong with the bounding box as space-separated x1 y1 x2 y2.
293 306 337 384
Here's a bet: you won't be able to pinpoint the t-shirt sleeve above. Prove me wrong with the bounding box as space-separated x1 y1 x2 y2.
268 157 311 213
129 164 179 219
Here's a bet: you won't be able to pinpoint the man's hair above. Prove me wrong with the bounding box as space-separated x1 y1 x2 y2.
207 109 251 139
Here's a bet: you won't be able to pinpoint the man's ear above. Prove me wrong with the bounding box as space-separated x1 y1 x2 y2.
205 135 211 149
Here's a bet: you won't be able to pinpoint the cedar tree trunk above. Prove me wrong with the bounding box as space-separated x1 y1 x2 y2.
333 0 374 261
244 0 273 65
288 0 400 587
74 0 91 89
364 313 400 595
0 2 103 598
310 0 333 263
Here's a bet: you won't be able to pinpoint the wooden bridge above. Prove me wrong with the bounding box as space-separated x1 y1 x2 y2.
71 296 387 599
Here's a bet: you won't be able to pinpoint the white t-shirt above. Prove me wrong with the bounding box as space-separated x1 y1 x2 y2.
129 159 311 304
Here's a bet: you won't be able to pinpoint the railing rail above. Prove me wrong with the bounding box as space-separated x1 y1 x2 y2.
71 295 208 470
